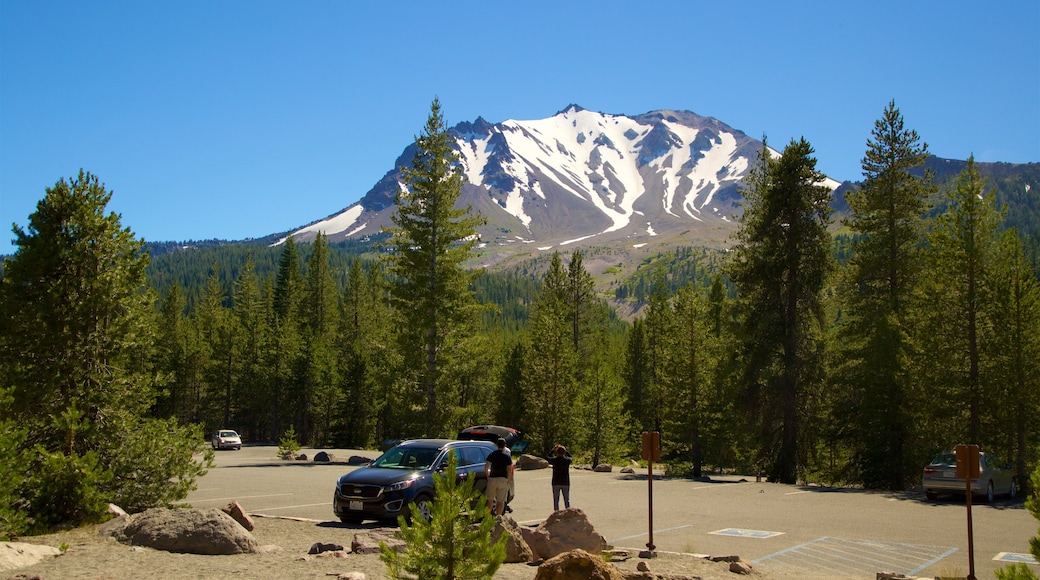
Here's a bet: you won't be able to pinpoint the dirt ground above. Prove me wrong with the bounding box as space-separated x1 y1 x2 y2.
6 514 830 580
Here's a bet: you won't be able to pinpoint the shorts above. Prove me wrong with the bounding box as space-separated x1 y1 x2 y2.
487 477 509 504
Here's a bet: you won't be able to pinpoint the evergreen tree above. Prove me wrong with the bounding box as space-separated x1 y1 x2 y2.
836 101 935 489
661 285 713 477
985 230 1040 487
727 140 833 484
268 236 305 439
230 255 268 439
496 341 527 433
0 171 210 527
916 157 1003 447
576 340 629 466
525 252 578 455
302 233 341 445
337 258 388 447
383 98 486 436
380 451 506 580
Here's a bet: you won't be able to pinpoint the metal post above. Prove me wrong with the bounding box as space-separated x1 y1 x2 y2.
966 476 975 580
647 458 655 552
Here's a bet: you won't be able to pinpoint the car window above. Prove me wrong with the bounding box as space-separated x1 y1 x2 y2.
372 447 439 470
459 446 486 466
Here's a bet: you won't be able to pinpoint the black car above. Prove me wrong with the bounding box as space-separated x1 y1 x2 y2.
333 439 497 524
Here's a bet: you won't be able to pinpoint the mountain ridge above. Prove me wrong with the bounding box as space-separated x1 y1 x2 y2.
280 106 841 262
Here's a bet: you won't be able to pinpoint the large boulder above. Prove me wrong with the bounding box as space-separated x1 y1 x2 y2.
534 548 626 580
516 454 549 470
103 508 259 555
0 542 61 572
490 515 534 563
526 508 608 561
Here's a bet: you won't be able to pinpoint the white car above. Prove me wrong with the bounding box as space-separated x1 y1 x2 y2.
212 429 242 450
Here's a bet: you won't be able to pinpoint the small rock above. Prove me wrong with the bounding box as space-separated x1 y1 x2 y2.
729 560 753 575
348 455 372 465
314 451 332 462
637 561 651 571
295 453 307 460
620 466 635 474
593 463 613 472
221 500 255 531
308 542 344 554
710 555 740 562
338 573 368 580
107 503 128 518
314 550 350 558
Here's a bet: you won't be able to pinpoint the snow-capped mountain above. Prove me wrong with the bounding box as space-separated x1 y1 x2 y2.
283 105 840 255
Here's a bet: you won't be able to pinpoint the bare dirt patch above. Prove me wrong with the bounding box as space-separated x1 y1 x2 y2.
7 515 822 579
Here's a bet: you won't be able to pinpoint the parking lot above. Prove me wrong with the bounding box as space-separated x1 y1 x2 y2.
186 445 1038 579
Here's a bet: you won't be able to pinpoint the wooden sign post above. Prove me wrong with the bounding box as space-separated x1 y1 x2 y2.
955 444 980 580
641 431 661 555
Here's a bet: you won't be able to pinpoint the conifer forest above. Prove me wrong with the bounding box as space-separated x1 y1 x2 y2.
2 100 1038 535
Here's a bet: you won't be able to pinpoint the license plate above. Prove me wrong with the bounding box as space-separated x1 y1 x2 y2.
943 471 956 478
349 501 363 511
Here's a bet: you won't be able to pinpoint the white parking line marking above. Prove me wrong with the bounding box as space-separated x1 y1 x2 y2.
610 525 692 542
754 536 958 576
785 490 812 495
253 502 331 511
189 493 293 503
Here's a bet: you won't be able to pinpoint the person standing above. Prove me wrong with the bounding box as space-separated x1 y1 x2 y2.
547 444 572 510
485 437 513 516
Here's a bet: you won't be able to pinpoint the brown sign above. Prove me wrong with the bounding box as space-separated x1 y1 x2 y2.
955 444 980 479
641 431 660 462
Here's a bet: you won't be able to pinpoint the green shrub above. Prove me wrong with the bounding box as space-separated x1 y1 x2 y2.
278 425 301 458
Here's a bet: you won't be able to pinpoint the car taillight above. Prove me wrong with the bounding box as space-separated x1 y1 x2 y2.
923 468 938 474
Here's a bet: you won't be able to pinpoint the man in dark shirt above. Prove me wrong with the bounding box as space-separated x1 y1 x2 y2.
484 438 513 515
547 444 572 510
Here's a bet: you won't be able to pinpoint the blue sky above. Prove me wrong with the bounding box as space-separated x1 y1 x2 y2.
2 1 1038 255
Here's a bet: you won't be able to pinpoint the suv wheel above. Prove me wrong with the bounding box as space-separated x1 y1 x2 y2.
410 494 433 524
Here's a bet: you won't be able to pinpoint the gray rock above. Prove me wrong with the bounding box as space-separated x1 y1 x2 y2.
105 507 259 555
516 454 549 470
351 530 404 555
490 515 534 563
534 548 626 580
348 455 372 465
309 541 345 554
526 508 608 561
594 464 613 473
314 451 333 462
729 560 753 575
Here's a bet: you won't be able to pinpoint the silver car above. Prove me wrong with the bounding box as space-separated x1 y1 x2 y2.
922 450 1017 502
212 429 242 450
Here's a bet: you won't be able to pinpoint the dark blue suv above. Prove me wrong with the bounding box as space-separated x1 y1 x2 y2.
333 439 497 524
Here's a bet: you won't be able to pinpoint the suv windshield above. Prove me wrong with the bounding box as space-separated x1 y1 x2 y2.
371 446 441 470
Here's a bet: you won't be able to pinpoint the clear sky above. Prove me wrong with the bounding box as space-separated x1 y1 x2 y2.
2 1 1038 255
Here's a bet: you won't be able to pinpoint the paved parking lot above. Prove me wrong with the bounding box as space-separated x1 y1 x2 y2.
186 445 1038 579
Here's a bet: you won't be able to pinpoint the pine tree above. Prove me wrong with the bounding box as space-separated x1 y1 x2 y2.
525 252 578 454
916 157 1003 447
727 139 833 484
0 170 210 526
837 101 935 489
383 98 486 436
379 451 506 580
302 233 341 445
985 230 1040 486
661 285 713 477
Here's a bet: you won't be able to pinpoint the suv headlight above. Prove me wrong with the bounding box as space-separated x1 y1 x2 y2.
384 479 416 492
